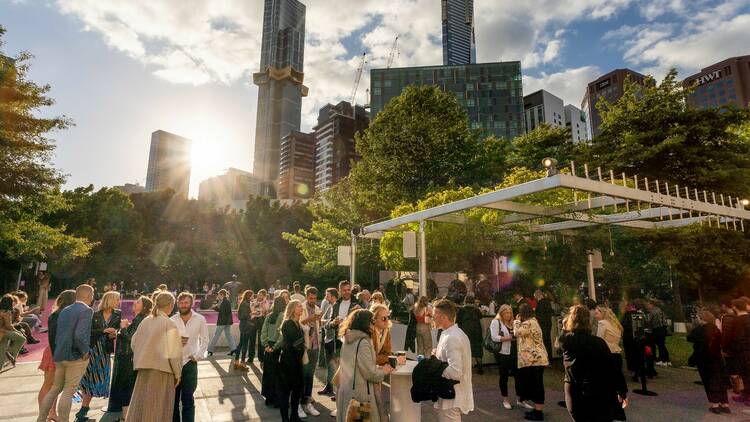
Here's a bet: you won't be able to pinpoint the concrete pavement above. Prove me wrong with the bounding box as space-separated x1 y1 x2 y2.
2 356 748 421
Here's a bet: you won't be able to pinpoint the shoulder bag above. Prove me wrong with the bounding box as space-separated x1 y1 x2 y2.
483 324 502 353
346 338 372 422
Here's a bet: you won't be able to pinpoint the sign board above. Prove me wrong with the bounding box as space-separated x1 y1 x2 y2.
337 246 351 266
403 231 417 258
695 70 722 86
590 249 603 269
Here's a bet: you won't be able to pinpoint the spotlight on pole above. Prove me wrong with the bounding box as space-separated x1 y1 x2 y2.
542 157 558 177
742 199 749 207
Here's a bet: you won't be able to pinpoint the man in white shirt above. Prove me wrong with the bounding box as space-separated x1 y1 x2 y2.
171 292 209 422
432 299 474 422
300 286 322 417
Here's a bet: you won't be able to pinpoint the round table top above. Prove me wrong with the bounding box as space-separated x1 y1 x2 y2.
391 359 418 376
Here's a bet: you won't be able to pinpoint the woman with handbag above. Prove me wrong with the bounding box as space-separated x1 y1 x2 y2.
75 291 121 422
489 304 517 410
336 309 394 422
278 300 307 422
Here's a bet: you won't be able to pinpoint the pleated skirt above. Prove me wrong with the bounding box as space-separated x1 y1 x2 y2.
124 369 175 422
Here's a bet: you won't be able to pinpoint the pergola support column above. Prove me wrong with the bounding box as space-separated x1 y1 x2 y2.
419 220 427 297
350 232 357 285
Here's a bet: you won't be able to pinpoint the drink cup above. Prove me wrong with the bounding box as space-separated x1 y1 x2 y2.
388 356 398 368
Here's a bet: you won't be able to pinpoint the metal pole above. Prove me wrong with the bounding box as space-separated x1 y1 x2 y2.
418 221 427 297
587 251 596 302
350 233 357 285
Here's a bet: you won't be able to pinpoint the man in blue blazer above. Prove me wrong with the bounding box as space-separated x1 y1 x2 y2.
37 284 94 422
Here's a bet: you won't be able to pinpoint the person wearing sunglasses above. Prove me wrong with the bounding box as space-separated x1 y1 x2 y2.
370 304 395 422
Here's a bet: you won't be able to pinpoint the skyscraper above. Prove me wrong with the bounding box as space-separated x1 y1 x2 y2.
581 69 646 138
441 0 476 66
313 101 369 193
278 130 316 200
252 0 307 198
683 55 750 110
370 61 524 140
145 130 192 198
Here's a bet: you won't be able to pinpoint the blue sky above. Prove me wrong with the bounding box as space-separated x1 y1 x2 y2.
1 0 748 197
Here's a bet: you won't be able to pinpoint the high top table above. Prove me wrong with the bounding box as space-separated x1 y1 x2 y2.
390 359 421 422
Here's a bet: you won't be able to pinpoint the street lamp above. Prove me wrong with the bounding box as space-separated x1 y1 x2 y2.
742 199 749 208
542 157 558 177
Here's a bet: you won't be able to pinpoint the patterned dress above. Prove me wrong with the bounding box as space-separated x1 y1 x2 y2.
79 309 121 398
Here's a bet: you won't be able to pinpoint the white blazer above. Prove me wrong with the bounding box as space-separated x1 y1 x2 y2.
434 324 474 414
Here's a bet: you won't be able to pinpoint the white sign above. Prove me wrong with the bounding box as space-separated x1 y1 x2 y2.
590 249 603 269
403 231 417 258
337 246 351 266
695 70 722 86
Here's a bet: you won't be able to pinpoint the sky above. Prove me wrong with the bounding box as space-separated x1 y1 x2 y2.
1 0 749 197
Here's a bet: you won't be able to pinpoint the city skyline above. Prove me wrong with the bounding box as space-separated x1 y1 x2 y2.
0 0 749 197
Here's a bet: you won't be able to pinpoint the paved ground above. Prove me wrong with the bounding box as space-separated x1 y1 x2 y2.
2 355 749 422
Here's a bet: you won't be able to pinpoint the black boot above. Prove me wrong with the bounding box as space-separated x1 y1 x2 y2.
524 409 544 421
74 406 90 422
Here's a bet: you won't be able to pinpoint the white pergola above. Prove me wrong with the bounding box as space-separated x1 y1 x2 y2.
349 162 750 299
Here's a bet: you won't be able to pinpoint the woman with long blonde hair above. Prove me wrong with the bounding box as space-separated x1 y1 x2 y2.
490 304 517 410
278 300 306 422
370 304 393 422
75 291 121 422
126 291 183 422
593 305 628 420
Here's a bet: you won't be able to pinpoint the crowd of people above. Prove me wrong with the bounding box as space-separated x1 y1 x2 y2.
9 275 747 421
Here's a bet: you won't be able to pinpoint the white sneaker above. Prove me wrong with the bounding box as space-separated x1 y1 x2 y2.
517 400 534 409
330 408 337 418
305 403 321 416
502 400 512 410
298 405 308 419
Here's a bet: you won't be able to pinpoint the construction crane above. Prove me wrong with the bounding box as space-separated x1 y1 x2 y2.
386 34 399 69
350 52 367 106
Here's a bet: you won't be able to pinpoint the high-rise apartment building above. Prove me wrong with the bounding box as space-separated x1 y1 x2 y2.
313 101 369 193
278 131 316 200
564 105 589 143
524 90 590 143
198 168 264 210
252 0 307 198
441 0 476 65
370 62 524 140
581 69 646 138
524 89 565 132
683 55 750 110
145 130 192 198
113 183 145 195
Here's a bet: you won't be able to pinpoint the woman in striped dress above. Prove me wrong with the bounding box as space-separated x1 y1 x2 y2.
74 291 121 422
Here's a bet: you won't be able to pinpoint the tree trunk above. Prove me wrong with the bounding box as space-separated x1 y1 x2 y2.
672 276 685 322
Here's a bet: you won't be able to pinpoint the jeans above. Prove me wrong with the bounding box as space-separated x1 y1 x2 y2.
303 348 320 402
652 326 670 362
37 357 89 422
0 330 26 367
173 360 198 422
208 325 236 352
323 340 339 389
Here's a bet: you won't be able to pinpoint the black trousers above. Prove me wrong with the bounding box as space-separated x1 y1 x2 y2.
652 327 670 362
236 322 257 362
173 360 198 422
565 383 611 422
517 366 545 404
278 380 303 422
262 345 280 403
494 352 516 397
254 317 265 363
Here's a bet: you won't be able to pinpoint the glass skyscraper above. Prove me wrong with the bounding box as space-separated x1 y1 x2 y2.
441 0 476 66
370 62 525 140
252 0 307 197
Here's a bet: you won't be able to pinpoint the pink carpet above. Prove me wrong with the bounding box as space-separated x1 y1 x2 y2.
17 298 233 364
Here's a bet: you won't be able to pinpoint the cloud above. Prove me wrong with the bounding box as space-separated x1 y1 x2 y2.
523 65 602 108
605 0 750 79
53 0 636 130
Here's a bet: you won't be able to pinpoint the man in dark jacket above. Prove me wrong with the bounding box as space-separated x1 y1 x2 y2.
207 289 236 356
534 290 553 358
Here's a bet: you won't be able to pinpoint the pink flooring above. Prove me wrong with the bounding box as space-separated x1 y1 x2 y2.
18 298 232 364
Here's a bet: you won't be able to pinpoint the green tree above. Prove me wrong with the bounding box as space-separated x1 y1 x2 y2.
349 85 507 215
507 123 575 170
0 26 90 289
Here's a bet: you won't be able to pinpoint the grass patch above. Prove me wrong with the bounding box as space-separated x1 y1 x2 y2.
666 333 692 367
